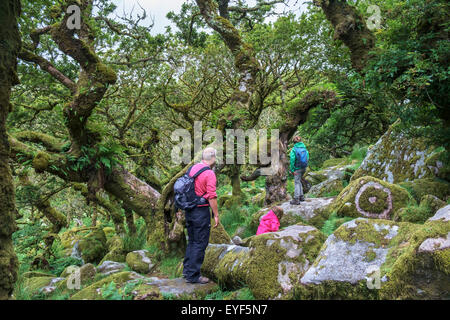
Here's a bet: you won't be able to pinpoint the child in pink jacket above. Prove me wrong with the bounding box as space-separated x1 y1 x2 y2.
256 206 284 235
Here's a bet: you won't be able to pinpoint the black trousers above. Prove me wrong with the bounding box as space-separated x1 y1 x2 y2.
183 205 211 282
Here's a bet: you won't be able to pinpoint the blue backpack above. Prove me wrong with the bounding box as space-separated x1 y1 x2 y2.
174 166 211 210
294 147 308 169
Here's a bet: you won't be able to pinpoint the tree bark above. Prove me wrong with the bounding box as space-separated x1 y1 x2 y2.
315 0 375 71
265 90 338 205
0 0 21 300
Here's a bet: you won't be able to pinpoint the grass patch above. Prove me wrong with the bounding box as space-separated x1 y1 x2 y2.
321 212 354 236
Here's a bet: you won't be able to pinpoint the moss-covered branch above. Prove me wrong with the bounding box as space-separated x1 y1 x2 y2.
314 0 375 71
18 49 77 93
195 0 260 107
13 130 65 153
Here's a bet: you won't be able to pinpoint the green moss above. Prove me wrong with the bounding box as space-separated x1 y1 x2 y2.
70 271 139 300
379 219 450 299
32 152 50 172
399 178 450 202
78 228 108 264
209 220 232 244
322 158 350 168
364 249 377 262
294 279 378 300
329 176 413 220
22 276 54 297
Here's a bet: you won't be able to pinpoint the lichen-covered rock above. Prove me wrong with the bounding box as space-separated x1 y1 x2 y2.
307 178 344 197
202 224 325 299
420 195 446 214
296 217 450 299
69 271 217 300
399 178 450 202
250 198 335 230
328 176 412 220
97 261 127 276
78 228 108 264
70 271 146 300
209 220 232 244
136 277 218 299
60 263 96 283
378 218 450 299
22 276 65 297
59 227 93 256
351 121 445 183
305 162 352 187
126 250 155 274
428 205 450 222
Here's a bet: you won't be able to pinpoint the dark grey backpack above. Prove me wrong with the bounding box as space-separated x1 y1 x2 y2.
174 166 211 210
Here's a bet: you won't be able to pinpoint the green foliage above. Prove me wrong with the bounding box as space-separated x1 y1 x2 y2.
365 0 450 149
123 218 147 253
220 202 262 238
159 254 182 279
100 280 142 300
321 212 354 236
66 142 125 176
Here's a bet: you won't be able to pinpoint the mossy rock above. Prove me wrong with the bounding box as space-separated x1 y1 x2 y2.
394 195 445 224
307 179 344 198
251 190 266 207
102 227 115 239
135 278 218 300
78 228 108 264
99 236 126 265
328 176 413 220
218 194 232 207
322 158 351 168
209 219 232 244
70 271 145 300
351 120 446 183
249 198 335 232
60 263 96 284
125 250 155 274
223 196 243 209
22 276 56 296
202 224 325 299
304 171 328 186
399 178 450 202
379 218 450 299
296 217 450 299
59 227 93 255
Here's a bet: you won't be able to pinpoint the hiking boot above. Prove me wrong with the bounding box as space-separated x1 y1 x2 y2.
290 198 301 205
186 276 210 284
299 195 306 202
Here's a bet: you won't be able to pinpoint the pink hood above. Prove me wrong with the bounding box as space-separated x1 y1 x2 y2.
256 210 280 235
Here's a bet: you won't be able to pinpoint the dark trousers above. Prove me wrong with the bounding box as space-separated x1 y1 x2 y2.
183 206 211 282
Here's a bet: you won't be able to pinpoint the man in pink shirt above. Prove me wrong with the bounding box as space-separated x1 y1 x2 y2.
183 147 220 284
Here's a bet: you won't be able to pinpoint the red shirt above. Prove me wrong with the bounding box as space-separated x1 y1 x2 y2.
189 161 217 206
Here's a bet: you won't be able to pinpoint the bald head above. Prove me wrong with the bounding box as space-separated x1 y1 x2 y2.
202 147 217 166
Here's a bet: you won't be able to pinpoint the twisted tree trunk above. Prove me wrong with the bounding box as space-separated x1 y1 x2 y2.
0 0 21 300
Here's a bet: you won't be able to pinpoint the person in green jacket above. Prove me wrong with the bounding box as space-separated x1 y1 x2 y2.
289 136 309 205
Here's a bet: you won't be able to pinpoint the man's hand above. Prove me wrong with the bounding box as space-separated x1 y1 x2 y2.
214 214 220 228
209 198 220 228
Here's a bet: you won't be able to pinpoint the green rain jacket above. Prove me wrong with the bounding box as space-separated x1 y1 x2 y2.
290 142 309 172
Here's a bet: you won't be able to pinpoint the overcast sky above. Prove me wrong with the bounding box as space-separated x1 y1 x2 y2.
110 0 309 35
